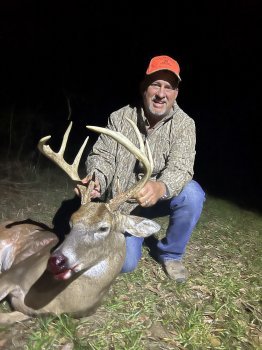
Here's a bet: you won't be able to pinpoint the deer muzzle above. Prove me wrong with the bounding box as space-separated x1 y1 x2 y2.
47 253 75 280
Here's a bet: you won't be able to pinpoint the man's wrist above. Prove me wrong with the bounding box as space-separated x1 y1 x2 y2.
160 192 168 200
158 182 169 200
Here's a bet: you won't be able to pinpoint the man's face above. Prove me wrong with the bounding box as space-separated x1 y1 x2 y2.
142 71 179 119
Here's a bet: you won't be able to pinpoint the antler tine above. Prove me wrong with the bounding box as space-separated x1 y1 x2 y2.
86 117 154 210
38 122 89 181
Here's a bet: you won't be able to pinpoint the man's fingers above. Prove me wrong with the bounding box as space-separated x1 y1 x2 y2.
81 176 92 184
74 176 101 198
91 189 101 198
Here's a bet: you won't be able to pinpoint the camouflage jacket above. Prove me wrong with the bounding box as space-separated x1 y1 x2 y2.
85 102 196 214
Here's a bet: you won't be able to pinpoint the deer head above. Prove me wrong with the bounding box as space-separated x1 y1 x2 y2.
38 119 160 281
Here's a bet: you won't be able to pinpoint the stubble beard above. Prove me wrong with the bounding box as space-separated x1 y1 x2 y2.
146 101 168 120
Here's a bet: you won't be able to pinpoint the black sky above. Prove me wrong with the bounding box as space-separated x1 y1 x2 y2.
0 0 261 211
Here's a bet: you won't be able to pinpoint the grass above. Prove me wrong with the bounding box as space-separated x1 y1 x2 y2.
0 160 261 350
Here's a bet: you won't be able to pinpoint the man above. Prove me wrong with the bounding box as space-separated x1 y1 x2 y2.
81 55 205 282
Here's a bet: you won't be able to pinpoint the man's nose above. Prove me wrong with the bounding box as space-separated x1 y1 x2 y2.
156 85 166 97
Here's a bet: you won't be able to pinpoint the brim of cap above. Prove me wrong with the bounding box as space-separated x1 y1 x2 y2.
146 68 181 81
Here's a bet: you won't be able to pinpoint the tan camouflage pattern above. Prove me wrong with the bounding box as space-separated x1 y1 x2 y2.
86 102 196 214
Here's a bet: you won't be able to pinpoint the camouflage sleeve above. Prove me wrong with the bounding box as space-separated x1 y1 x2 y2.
156 118 196 197
85 112 121 194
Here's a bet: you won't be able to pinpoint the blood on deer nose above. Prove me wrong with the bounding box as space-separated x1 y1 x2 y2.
47 254 68 274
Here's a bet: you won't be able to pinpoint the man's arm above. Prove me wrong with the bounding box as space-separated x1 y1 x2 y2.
157 118 196 197
135 118 196 206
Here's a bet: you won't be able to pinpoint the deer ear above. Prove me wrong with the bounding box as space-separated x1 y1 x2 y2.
120 214 161 238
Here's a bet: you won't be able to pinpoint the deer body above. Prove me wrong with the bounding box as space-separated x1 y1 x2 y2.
0 121 160 324
0 203 158 324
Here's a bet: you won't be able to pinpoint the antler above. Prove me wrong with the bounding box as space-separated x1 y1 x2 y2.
38 122 88 182
86 117 154 211
38 122 93 205
38 119 153 210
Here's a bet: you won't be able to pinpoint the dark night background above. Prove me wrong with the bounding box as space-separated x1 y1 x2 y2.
0 1 261 212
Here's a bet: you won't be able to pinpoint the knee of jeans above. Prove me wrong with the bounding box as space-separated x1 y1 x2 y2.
171 180 206 211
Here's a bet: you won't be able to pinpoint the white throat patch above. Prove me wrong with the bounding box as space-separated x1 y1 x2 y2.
83 259 108 278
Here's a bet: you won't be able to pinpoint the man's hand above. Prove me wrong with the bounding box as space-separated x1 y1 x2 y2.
74 175 101 198
134 181 167 207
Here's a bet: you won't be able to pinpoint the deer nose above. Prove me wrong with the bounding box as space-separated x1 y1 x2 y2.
47 254 68 274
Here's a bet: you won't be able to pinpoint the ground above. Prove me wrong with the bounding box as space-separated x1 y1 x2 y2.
0 161 261 349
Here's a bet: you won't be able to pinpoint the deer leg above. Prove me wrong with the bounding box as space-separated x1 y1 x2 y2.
0 311 32 325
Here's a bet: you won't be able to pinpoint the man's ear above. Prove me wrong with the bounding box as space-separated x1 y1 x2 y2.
119 214 160 238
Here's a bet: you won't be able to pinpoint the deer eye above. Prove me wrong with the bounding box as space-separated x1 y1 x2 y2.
99 226 109 233
94 225 110 240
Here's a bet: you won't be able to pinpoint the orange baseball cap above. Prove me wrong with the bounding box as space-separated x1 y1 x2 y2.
146 55 181 81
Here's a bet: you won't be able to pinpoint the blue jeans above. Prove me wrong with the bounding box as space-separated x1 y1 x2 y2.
121 180 205 273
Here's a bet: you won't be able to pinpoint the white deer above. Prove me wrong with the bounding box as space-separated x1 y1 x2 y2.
0 119 160 324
